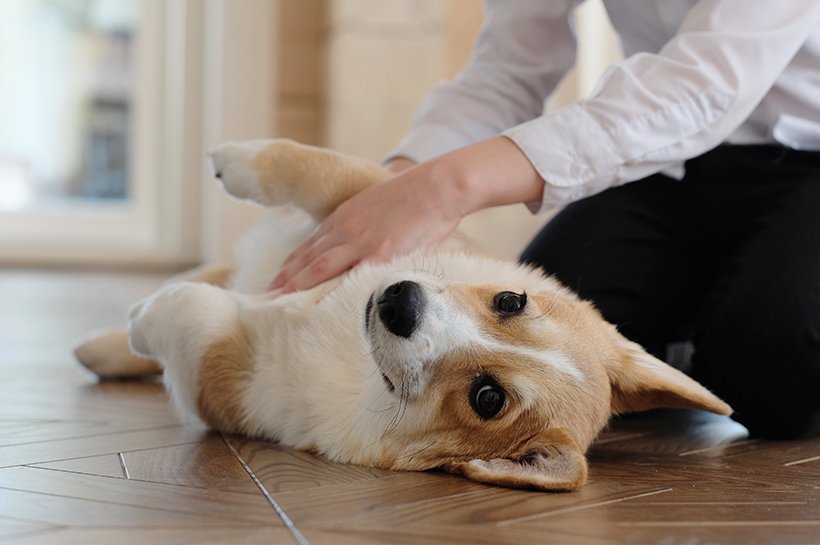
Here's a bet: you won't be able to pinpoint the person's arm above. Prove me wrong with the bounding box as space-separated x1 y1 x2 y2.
270 136 542 293
507 0 820 212
387 0 580 164
271 0 578 293
273 1 820 293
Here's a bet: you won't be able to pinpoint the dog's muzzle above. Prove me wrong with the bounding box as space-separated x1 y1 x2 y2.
377 281 424 338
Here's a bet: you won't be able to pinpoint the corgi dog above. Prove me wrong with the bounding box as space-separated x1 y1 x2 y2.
75 139 731 492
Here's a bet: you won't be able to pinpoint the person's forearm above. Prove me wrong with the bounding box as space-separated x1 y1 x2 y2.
386 0 576 166
426 136 545 217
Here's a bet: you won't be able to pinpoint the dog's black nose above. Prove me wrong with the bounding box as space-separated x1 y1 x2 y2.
378 281 424 338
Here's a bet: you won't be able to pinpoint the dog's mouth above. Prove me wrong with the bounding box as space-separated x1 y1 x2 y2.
365 293 396 393
365 293 375 332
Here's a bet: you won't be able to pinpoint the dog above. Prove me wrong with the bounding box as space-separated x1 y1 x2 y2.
75 139 731 491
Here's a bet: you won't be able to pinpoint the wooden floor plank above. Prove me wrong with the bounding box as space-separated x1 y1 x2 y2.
0 466 281 525
682 436 820 466
227 435 394 494
0 425 205 469
300 523 586 545
0 380 176 425
0 516 57 541
519 499 819 528
278 474 670 529
271 471 485 526
0 487 253 527
7 526 299 545
0 418 178 448
300 521 820 545
121 434 260 494
32 453 126 479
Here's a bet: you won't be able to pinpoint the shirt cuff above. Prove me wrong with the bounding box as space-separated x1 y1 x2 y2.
504 103 618 213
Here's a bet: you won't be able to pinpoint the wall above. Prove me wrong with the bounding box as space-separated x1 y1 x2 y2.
199 0 277 263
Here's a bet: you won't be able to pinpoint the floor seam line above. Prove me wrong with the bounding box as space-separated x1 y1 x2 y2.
784 454 820 466
117 452 131 479
221 432 311 545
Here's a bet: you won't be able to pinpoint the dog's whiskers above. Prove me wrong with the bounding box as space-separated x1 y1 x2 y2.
382 388 409 439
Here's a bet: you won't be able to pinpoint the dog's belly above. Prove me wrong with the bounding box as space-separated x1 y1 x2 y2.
229 210 317 294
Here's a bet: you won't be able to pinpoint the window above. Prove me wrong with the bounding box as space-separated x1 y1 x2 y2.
0 0 203 265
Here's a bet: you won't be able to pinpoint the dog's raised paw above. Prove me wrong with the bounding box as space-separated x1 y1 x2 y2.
210 141 270 204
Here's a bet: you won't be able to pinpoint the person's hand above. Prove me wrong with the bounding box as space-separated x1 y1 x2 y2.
269 159 463 292
270 136 544 293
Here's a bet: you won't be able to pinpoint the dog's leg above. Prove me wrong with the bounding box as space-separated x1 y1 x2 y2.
74 263 235 379
74 328 161 379
211 139 390 221
128 281 253 431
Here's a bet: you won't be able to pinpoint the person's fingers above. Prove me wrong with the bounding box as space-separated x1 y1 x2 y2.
279 220 330 270
270 246 312 290
269 232 335 290
279 244 360 293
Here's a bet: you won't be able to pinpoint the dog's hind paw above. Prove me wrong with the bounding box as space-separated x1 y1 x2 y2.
73 327 161 379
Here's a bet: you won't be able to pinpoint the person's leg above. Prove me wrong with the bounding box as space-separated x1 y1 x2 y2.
690 151 820 439
520 174 710 361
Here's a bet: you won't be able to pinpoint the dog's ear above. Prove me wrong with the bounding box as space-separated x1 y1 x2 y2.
443 429 587 492
609 338 732 416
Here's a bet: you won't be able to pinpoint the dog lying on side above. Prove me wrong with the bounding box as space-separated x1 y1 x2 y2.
75 139 731 491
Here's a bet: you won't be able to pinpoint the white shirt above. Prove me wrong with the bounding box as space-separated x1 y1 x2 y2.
388 0 820 212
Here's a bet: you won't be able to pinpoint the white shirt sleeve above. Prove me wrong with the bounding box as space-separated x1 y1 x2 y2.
506 0 820 212
388 0 580 164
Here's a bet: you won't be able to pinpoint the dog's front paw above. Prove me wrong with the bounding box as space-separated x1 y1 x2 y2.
210 140 271 205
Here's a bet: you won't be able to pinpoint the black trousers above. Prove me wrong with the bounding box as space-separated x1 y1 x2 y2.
520 145 820 439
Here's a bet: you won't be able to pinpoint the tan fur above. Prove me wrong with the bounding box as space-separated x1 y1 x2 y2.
451 284 603 351
197 329 254 434
251 139 390 221
444 429 588 491
609 340 732 415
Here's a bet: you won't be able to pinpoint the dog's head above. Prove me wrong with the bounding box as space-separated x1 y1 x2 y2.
360 263 731 491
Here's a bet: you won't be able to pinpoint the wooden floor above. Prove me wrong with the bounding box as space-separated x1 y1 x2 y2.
1 268 819 545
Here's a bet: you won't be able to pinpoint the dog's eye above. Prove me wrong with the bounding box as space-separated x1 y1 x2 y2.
493 291 527 316
470 377 506 420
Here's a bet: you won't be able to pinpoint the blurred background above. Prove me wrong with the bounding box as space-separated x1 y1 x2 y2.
0 0 621 270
